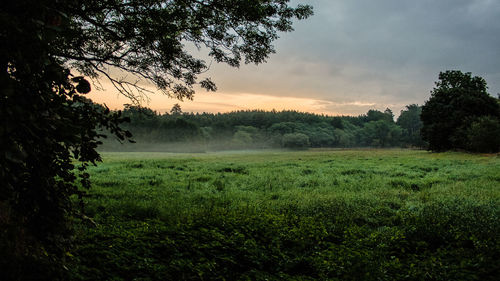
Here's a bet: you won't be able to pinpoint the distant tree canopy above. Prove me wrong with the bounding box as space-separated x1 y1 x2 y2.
0 0 313 278
282 133 310 149
397 104 424 147
421 71 500 152
109 92 500 152
101 106 428 151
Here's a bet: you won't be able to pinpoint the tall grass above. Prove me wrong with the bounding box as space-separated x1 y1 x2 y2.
70 149 500 280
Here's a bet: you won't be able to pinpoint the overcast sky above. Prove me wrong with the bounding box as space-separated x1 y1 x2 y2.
89 0 500 116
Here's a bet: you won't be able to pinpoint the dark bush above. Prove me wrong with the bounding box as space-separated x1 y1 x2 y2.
282 133 310 149
466 116 500 153
421 71 500 151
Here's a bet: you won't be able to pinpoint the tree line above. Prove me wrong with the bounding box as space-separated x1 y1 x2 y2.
104 104 424 150
2 0 498 277
106 70 500 153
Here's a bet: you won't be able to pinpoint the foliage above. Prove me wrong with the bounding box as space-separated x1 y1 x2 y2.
102 107 426 151
62 0 313 101
69 150 500 280
421 70 500 152
231 126 263 148
363 108 394 123
0 0 313 278
397 104 425 147
1 1 130 278
170 103 183 115
282 133 310 149
232 130 254 147
361 120 402 147
465 116 500 152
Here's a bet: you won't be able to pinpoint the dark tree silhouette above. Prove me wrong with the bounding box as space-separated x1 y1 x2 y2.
421 71 500 152
170 103 183 115
397 104 424 147
466 116 500 152
0 0 313 278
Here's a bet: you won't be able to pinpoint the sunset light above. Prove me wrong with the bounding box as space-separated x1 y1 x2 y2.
3 0 500 279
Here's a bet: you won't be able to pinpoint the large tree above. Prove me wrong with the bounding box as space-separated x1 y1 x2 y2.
0 0 313 278
421 71 500 152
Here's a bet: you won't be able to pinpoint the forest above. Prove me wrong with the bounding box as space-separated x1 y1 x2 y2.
102 104 425 151
2 0 500 280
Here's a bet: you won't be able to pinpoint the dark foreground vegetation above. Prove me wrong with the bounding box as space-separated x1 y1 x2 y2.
2 0 499 279
67 150 499 280
1 1 313 279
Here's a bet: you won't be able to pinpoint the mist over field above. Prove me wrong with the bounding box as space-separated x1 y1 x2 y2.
97 105 428 153
99 140 277 153
99 138 281 153
3 1 500 280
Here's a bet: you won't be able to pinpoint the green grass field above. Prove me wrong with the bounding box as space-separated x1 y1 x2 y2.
70 149 500 280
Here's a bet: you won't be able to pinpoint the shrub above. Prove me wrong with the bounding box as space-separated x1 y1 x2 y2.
466 116 500 153
282 133 310 149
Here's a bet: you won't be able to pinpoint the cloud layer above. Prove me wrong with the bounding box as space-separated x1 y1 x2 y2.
200 0 500 114
91 0 500 116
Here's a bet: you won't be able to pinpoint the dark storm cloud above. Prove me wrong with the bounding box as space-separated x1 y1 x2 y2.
309 0 500 71
207 0 500 115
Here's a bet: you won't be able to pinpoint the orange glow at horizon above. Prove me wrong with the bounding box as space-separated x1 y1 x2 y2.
86 82 339 116
88 90 337 115
86 80 387 116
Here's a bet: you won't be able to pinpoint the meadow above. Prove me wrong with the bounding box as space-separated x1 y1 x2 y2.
70 149 500 280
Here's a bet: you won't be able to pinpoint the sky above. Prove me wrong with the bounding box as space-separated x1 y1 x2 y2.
88 0 500 117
